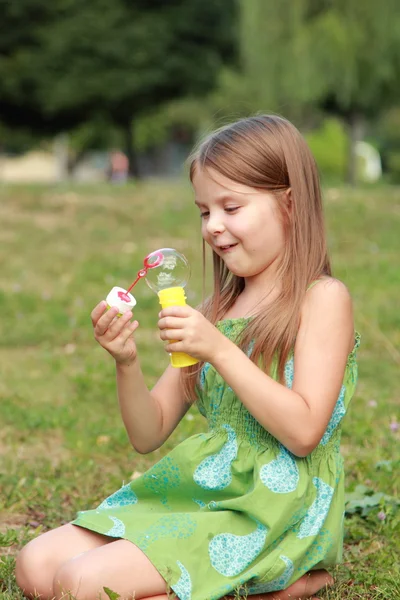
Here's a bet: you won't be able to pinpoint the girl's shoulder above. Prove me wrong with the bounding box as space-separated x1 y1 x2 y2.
301 276 354 353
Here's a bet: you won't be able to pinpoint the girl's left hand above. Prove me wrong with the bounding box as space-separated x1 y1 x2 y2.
158 306 227 363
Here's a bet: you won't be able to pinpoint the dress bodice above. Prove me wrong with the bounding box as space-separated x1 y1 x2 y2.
197 318 360 459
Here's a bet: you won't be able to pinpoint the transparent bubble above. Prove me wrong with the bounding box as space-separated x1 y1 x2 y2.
144 248 190 292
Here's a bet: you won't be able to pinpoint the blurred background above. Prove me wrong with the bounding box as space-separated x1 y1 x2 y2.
1 0 400 185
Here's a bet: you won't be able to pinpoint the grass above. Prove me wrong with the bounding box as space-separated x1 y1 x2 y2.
0 180 399 599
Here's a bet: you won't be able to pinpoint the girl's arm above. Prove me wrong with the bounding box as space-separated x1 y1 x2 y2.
91 301 190 455
116 362 190 454
210 279 354 457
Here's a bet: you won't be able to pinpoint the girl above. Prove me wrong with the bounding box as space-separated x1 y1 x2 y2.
16 115 359 600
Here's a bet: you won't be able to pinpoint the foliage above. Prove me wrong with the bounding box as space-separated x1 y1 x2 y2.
238 0 400 119
225 0 400 182
305 118 348 182
374 107 400 182
386 152 400 183
103 587 120 600
345 484 400 518
0 0 237 158
134 97 211 152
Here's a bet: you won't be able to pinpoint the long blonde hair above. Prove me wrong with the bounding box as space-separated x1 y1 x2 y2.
182 115 331 401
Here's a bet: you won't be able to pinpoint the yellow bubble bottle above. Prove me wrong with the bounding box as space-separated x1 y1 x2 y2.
158 287 199 368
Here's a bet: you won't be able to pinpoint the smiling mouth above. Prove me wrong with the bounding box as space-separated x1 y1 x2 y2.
218 244 238 251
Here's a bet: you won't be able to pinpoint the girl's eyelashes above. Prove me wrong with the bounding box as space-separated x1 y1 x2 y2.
199 207 240 218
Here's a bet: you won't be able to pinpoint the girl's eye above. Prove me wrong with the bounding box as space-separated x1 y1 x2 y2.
225 207 239 213
200 211 209 218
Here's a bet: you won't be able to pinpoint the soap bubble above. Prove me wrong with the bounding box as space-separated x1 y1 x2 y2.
144 248 190 292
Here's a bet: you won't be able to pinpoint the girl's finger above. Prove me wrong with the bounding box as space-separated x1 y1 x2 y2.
165 341 185 353
160 329 184 341
159 306 191 319
91 301 108 326
117 320 139 344
103 311 133 339
95 306 120 336
158 317 187 331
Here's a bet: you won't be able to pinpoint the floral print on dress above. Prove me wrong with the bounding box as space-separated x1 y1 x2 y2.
260 445 300 493
97 483 138 510
320 386 346 445
248 555 294 593
193 424 238 490
136 515 196 551
171 560 192 600
284 355 294 389
193 498 206 508
297 477 334 539
296 527 334 575
200 362 211 390
143 456 181 507
209 521 268 577
105 516 126 537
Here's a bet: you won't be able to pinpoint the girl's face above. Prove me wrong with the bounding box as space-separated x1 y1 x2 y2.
192 167 287 282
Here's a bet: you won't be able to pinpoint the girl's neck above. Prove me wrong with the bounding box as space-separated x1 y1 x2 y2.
244 266 282 300
244 254 282 292
225 280 282 320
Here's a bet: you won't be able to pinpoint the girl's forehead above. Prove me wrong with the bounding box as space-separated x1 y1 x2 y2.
192 167 253 197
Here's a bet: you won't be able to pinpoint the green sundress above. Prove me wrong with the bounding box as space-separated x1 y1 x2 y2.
72 317 360 600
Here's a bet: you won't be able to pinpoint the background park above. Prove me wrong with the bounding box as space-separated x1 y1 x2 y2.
0 1 399 598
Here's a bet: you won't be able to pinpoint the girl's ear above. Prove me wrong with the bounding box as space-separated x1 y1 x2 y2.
281 188 292 222
285 187 292 211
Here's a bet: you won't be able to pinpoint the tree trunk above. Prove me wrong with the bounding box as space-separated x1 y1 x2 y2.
67 148 86 178
53 133 69 182
345 111 365 185
125 119 139 178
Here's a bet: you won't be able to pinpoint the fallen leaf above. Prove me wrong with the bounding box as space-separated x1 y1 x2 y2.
64 343 76 355
96 435 110 446
360 540 383 556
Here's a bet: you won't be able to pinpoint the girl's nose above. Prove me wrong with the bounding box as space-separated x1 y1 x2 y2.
206 213 225 235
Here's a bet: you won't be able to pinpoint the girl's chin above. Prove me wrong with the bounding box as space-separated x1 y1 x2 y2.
224 262 273 280
221 262 249 278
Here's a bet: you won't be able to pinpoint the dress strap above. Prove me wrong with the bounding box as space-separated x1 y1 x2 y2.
306 279 321 291
306 275 331 291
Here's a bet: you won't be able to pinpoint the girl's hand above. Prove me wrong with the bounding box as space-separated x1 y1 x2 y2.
158 305 228 363
91 301 139 366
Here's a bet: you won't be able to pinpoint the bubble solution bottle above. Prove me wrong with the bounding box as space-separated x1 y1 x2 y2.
143 248 199 368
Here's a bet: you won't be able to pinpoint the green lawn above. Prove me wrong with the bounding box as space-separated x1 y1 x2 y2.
0 181 399 599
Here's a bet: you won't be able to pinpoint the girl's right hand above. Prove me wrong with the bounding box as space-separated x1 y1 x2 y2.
91 301 139 366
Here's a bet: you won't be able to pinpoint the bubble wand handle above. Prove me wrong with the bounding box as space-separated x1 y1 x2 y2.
126 269 147 294
158 287 199 368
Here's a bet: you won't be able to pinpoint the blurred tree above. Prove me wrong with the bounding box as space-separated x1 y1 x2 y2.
374 107 400 182
0 0 237 176
305 117 347 182
237 0 400 183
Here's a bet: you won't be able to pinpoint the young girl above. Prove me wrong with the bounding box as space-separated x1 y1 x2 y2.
16 115 359 600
